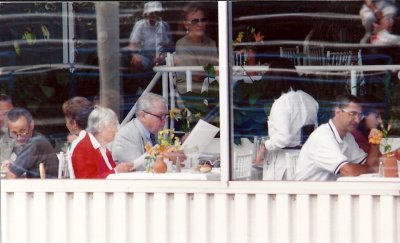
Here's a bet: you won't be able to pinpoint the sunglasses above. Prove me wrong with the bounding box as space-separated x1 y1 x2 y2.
188 18 208 26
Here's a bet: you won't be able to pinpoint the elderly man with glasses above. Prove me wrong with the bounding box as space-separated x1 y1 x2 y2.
112 92 186 171
5 108 58 179
295 95 381 181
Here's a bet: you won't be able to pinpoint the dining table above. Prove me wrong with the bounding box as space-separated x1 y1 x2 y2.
337 173 400 182
106 168 221 180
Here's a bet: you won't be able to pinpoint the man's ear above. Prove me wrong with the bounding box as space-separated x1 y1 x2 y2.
30 120 35 131
138 111 146 120
334 107 341 116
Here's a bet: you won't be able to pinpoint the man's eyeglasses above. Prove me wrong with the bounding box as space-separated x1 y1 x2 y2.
9 129 30 138
340 108 364 120
188 18 208 26
143 110 169 121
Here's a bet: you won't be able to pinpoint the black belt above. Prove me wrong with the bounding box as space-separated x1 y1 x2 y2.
282 146 302 150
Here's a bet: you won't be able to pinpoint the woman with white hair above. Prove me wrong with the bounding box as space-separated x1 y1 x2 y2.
71 106 133 178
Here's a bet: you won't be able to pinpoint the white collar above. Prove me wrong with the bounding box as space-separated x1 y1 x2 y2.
328 119 343 144
88 132 101 150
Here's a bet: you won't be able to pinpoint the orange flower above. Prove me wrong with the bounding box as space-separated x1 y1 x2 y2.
368 128 383 144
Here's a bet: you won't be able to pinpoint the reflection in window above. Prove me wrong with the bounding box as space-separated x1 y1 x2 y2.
0 1 221 180
231 1 400 181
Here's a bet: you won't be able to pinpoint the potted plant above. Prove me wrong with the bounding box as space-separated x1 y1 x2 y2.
378 123 398 177
144 129 182 173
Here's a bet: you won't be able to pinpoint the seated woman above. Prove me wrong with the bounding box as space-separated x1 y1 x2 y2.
175 2 218 94
351 105 383 153
62 96 93 178
71 106 133 178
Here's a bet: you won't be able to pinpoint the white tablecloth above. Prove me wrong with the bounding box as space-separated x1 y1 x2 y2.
337 173 400 182
106 168 220 180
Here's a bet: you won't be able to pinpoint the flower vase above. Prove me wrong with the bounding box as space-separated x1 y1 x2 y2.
153 155 168 173
145 158 153 173
382 153 398 177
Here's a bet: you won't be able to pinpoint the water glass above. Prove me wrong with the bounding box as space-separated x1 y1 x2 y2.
253 136 269 162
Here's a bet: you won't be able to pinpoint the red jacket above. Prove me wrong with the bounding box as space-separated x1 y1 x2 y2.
71 133 116 178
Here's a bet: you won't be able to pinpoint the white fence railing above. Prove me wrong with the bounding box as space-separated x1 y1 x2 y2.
154 64 400 97
1 180 399 243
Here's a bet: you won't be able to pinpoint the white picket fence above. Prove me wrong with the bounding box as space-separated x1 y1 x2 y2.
2 180 399 243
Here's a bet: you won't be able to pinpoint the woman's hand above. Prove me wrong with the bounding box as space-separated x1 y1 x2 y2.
115 162 135 173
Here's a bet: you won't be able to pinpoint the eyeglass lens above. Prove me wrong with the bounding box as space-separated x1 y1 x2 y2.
190 18 207 25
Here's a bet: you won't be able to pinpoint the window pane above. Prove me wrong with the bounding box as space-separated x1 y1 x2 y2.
231 1 400 181
1 1 221 180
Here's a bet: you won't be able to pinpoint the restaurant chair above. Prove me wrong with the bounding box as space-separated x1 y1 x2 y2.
326 51 353 66
303 45 325 66
232 150 253 180
57 152 70 179
39 162 46 179
279 46 301 66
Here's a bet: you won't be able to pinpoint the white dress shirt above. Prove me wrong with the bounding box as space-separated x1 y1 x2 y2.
262 90 319 180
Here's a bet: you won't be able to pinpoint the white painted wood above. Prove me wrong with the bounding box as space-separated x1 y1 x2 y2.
1 181 400 243
276 194 292 243
214 194 229 243
359 195 374 243
295 194 311 243
254 194 270 243
173 193 190 243
218 1 230 183
379 196 396 243
1 192 9 243
192 193 208 243
13 192 29 243
111 192 129 243
133 192 148 243
53 192 69 243
153 193 168 243
32 192 48 243
316 195 332 243
234 194 250 243
92 192 108 243
72 192 89 243
338 195 353 243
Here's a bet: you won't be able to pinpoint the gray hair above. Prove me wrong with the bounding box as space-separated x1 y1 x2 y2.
86 106 118 135
135 92 167 117
7 107 33 125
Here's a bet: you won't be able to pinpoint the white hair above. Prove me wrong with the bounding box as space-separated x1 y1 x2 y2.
86 106 118 135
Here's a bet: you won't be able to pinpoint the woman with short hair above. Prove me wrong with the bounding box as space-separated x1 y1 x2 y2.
71 106 133 178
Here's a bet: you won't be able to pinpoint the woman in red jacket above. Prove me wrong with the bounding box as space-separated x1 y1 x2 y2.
71 106 133 178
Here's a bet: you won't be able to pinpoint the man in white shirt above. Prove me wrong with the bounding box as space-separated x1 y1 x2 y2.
372 16 400 45
295 95 381 181
359 0 397 43
255 58 319 180
127 1 173 71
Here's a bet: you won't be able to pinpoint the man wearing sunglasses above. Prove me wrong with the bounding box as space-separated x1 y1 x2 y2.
126 1 173 71
5 108 58 179
112 92 186 171
295 95 381 181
